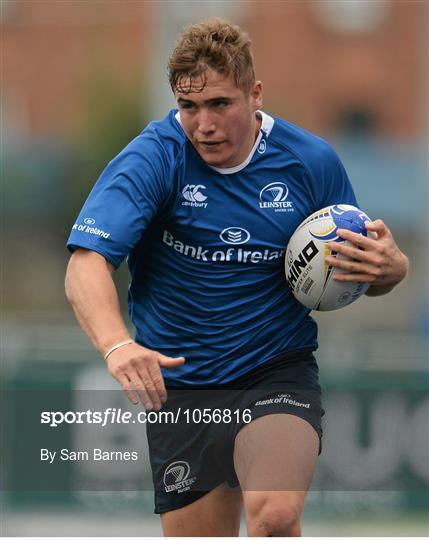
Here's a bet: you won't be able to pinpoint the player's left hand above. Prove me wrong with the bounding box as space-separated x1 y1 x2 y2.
325 219 409 292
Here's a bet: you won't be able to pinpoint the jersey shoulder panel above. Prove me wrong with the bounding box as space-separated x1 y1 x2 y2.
142 109 186 153
118 109 186 179
67 111 187 268
268 115 358 209
269 116 340 175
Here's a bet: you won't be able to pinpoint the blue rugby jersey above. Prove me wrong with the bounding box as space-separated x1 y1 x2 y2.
67 110 358 385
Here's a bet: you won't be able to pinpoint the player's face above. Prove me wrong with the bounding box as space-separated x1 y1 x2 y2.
176 70 263 168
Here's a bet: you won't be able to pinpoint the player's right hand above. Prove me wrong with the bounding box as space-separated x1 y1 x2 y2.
105 343 185 410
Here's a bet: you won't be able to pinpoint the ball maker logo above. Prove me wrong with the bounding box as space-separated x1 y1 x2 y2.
338 291 351 304
220 227 251 245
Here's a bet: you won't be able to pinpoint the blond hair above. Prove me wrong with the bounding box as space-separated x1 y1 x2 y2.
168 18 255 94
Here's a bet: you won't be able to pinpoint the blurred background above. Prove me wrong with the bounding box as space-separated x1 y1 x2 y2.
2 0 428 536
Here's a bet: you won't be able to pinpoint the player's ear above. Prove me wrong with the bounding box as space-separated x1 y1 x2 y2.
250 81 263 110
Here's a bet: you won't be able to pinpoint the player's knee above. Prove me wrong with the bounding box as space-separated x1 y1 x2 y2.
247 497 302 537
259 507 301 537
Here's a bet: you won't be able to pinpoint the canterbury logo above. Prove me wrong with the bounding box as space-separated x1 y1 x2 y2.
182 184 207 203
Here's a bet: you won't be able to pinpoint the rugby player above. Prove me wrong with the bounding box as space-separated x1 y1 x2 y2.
65 18 409 536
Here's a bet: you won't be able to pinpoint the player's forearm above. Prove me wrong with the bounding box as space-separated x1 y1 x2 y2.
65 251 132 355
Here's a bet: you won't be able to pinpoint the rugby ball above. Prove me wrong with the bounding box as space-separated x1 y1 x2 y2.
285 204 372 311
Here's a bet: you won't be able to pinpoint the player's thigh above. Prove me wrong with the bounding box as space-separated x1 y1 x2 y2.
234 413 319 490
233 414 319 532
160 482 243 537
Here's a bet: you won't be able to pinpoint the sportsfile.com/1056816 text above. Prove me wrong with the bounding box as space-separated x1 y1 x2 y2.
40 407 252 427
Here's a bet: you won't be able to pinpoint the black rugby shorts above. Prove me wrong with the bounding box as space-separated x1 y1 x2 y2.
146 349 324 514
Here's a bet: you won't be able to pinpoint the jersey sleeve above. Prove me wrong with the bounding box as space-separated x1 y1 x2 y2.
307 140 358 210
67 133 172 269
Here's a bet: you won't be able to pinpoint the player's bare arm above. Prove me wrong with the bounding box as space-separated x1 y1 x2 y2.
65 248 184 410
326 219 409 295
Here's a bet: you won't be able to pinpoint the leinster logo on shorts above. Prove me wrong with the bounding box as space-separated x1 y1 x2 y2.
163 460 197 493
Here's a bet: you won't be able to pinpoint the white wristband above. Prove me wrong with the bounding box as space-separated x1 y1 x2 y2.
103 340 134 360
